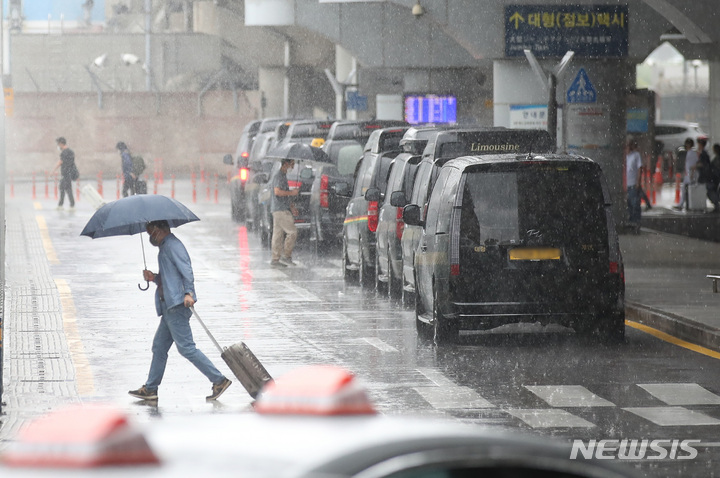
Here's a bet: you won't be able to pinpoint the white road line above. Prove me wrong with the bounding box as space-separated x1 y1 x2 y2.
526 385 615 407
623 407 720 426
505 409 595 428
638 383 720 406
413 386 495 409
361 337 398 352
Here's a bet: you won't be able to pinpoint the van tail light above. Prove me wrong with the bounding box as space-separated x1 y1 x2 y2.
610 261 625 283
241 152 249 159
239 168 249 182
449 177 465 277
320 174 329 209
368 201 379 232
288 180 302 189
395 207 404 240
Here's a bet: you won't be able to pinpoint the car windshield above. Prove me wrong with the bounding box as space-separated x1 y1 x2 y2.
329 142 364 175
461 164 607 245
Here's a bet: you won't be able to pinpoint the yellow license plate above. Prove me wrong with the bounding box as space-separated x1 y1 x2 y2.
509 247 561 261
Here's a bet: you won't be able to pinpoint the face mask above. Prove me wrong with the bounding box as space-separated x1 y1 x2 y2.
148 229 161 246
57 146 61 152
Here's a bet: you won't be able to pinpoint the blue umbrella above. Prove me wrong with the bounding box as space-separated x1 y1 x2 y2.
80 194 200 290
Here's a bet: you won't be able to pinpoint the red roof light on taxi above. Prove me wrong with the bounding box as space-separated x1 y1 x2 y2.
254 365 376 416
1 404 159 468
241 151 250 159
239 167 249 182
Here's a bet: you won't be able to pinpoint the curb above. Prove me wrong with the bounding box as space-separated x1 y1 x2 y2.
626 301 720 353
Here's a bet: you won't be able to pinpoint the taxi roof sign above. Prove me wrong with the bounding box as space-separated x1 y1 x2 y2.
1 404 159 468
255 365 376 416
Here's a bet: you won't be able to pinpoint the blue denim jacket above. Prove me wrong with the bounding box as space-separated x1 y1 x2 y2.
152 233 196 316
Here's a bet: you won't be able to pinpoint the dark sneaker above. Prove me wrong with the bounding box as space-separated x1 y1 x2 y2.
128 385 158 400
270 260 287 268
207 377 231 401
280 257 297 266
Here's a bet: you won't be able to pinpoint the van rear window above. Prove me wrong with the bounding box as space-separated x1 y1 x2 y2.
460 165 607 245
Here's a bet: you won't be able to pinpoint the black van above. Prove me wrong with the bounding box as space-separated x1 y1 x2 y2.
400 128 555 302
404 153 625 344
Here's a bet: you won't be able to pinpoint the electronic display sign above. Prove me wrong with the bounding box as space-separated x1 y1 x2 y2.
404 95 457 124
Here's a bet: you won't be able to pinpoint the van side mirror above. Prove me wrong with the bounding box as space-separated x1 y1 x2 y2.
364 187 381 202
332 182 351 197
403 204 423 226
223 154 234 165
390 191 407 207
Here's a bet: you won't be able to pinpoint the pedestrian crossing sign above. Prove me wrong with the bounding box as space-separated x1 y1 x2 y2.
566 68 597 104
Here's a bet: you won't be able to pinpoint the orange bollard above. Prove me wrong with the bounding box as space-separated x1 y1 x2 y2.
117 173 121 199
45 171 49 199
214 173 219 204
171 174 175 199
97 171 103 197
32 171 36 199
192 172 197 203
153 174 158 195
53 173 58 199
206 176 211 201
76 177 80 201
674 173 681 204
158 158 163 184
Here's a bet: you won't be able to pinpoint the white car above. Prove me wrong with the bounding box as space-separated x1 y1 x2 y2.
0 365 641 478
655 120 708 153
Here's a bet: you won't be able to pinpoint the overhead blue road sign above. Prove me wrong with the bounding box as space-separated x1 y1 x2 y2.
566 68 597 104
505 4 628 58
346 91 368 111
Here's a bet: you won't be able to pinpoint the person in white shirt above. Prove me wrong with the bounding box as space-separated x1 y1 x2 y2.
625 138 643 231
674 138 699 211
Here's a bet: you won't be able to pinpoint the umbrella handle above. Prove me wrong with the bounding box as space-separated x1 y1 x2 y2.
138 280 150 291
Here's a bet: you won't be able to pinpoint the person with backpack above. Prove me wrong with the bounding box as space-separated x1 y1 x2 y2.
117 141 135 197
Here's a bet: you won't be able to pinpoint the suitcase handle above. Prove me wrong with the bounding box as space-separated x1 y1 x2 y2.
190 306 224 354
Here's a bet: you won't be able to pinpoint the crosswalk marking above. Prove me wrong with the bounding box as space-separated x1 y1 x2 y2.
505 409 595 428
526 385 615 407
413 386 495 409
638 383 720 406
623 407 720 426
361 337 398 352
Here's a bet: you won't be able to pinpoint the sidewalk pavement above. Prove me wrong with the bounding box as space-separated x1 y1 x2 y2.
623 182 720 352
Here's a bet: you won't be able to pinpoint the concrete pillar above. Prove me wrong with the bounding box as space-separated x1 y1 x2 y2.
494 59 635 223
710 60 720 145
258 67 285 118
335 45 355 120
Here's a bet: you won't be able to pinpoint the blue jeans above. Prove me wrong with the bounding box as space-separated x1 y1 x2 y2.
145 304 225 390
627 186 641 225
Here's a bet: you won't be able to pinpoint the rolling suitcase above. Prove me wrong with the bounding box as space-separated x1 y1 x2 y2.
190 307 272 398
135 179 148 195
81 184 106 210
688 183 706 212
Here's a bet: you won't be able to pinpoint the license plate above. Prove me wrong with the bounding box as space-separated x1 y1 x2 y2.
509 247 561 261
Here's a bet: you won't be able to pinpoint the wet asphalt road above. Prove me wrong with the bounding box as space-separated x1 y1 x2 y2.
19 179 720 477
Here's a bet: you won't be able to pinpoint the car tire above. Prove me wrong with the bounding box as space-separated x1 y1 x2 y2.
231 196 244 223
359 247 372 289
374 254 386 295
387 256 400 300
415 287 432 339
342 240 357 284
433 285 458 345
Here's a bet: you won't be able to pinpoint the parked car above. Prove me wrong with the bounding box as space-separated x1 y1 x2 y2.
307 120 408 247
275 119 334 147
242 132 278 230
405 153 625 344
256 153 332 248
224 118 291 222
655 120 708 155
340 126 409 287
400 127 555 303
374 126 455 301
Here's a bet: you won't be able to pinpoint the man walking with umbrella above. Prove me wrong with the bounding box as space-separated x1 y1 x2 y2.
128 220 231 401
